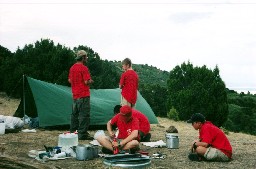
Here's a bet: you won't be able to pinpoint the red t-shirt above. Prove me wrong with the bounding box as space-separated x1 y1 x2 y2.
111 114 139 139
132 109 150 135
119 70 138 104
68 63 91 99
199 121 232 159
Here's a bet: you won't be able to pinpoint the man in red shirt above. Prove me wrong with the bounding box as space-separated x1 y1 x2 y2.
187 113 232 161
96 105 140 154
68 50 94 140
119 58 138 108
113 105 151 142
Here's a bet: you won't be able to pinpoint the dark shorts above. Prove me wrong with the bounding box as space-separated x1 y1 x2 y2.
138 130 151 142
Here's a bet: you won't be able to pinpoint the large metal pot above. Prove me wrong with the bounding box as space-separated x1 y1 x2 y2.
166 133 179 149
92 145 99 158
76 144 93 160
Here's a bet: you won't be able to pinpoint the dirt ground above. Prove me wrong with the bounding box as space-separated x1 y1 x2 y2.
0 92 256 169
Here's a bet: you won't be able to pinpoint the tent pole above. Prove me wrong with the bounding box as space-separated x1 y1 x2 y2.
23 75 26 125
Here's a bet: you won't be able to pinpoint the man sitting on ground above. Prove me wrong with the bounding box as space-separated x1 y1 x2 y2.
97 105 140 154
187 113 232 162
113 105 151 142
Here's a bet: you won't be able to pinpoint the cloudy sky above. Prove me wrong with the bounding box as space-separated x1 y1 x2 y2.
0 0 255 91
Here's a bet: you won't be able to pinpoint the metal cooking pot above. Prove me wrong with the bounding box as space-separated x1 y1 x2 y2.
92 145 99 158
166 133 179 149
76 144 93 160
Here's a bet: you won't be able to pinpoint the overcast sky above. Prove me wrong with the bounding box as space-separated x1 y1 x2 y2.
0 0 255 91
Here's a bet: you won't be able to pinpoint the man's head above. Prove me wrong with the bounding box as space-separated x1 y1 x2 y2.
113 105 122 115
76 50 87 62
121 58 132 71
187 113 205 130
119 105 132 122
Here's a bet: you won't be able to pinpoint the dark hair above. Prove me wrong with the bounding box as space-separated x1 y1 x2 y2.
187 113 206 123
113 105 122 115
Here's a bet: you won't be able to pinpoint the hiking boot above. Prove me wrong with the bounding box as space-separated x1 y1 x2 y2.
102 147 113 154
130 146 140 154
79 135 93 140
188 153 202 161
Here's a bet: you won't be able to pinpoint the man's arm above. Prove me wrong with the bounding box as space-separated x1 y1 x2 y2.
84 79 94 85
120 130 138 147
193 141 209 148
119 74 124 89
107 120 115 138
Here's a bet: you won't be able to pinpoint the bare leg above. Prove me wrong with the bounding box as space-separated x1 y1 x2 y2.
97 135 113 151
122 140 139 150
195 146 207 156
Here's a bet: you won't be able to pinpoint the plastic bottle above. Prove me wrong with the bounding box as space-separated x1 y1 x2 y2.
113 137 119 154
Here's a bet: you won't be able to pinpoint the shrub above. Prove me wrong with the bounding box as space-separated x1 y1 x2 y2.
167 107 179 121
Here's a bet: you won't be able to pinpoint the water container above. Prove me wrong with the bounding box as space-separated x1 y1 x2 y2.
0 119 5 135
58 133 78 148
166 133 179 149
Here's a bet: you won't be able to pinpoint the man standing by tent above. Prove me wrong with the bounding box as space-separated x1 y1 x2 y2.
68 50 94 140
119 58 138 108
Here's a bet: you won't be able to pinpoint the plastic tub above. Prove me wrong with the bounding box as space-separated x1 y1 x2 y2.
0 122 5 134
58 133 78 148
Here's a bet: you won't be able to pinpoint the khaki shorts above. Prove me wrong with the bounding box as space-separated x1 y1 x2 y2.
204 147 230 162
121 96 135 108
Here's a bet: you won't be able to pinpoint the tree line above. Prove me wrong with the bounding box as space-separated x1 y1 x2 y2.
0 39 255 135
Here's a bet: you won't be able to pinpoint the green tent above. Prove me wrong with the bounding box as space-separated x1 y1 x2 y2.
15 77 158 127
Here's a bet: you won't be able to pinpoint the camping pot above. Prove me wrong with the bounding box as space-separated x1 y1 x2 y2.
92 145 99 158
166 133 179 149
76 144 93 160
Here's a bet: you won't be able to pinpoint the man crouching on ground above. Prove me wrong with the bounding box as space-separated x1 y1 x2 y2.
97 105 140 154
187 113 232 162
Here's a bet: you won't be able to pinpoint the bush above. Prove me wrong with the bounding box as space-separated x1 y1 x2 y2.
167 107 179 121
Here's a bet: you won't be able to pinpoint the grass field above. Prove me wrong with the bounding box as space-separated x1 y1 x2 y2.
0 92 256 169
